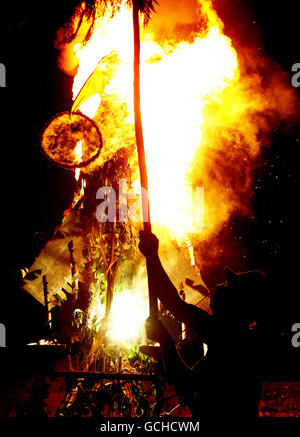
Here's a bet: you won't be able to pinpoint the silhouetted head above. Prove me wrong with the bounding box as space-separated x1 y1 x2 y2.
210 267 270 324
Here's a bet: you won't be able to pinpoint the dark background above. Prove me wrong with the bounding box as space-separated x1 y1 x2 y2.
0 1 299 350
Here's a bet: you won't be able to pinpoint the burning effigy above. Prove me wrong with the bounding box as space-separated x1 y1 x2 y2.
19 0 299 418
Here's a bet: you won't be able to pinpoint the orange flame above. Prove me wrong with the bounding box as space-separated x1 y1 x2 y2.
57 0 297 342
74 140 86 199
71 2 240 238
74 139 83 181
63 1 297 244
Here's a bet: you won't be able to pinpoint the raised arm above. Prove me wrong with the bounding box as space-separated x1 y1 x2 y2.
139 231 213 342
139 231 191 321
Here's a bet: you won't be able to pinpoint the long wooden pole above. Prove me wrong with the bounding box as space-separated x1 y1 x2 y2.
133 3 157 317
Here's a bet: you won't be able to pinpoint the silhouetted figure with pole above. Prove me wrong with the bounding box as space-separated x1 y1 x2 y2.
139 231 272 422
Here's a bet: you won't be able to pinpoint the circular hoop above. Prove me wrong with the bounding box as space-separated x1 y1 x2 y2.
41 111 103 169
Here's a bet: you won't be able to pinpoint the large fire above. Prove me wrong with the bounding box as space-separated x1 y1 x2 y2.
71 3 238 237
56 0 297 343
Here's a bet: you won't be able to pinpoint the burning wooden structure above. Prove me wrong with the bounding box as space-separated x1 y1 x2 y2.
17 0 298 417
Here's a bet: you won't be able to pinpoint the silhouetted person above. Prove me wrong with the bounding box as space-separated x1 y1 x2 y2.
139 231 272 422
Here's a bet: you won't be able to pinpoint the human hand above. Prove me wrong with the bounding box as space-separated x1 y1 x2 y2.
145 317 171 344
138 231 159 258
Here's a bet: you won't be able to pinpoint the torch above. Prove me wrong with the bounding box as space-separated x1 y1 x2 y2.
133 1 158 318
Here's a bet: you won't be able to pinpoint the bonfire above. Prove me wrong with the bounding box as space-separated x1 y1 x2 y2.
21 0 297 417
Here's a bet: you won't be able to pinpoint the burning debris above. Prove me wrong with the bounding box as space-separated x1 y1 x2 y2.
41 112 103 169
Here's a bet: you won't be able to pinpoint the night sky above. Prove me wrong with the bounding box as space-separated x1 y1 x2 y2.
0 0 300 345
